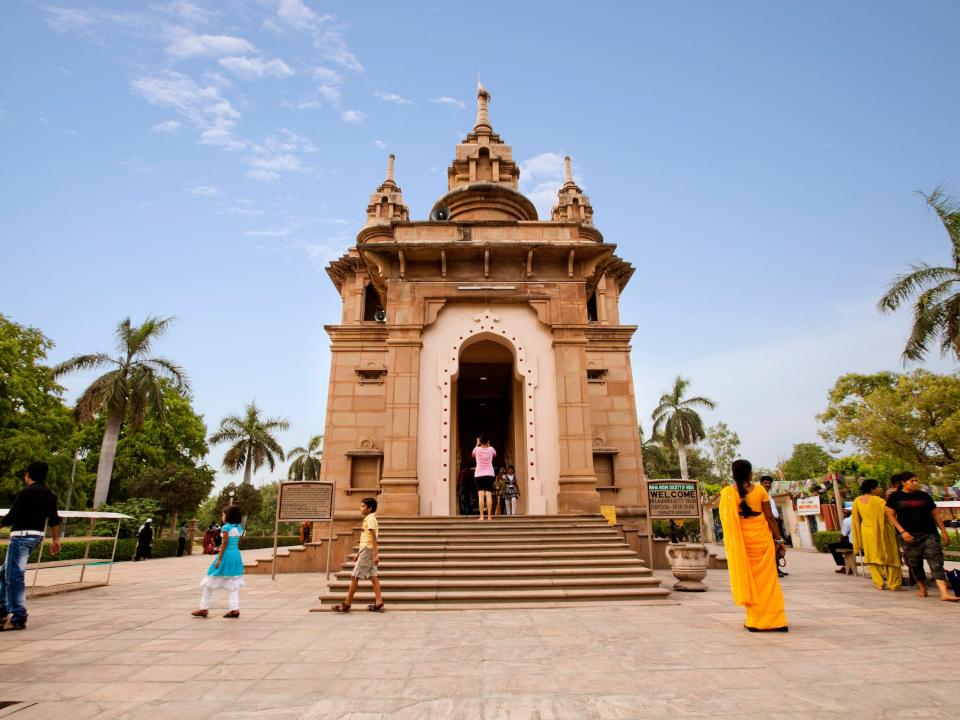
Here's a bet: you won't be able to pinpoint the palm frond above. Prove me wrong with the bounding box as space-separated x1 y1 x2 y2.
142 357 190 392
878 264 959 313
680 395 717 411
52 353 115 378
73 371 119 422
222 444 248 472
922 185 960 264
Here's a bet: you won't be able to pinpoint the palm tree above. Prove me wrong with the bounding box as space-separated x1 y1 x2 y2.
651 375 716 481
287 434 323 481
879 186 960 362
210 402 290 484
53 316 188 507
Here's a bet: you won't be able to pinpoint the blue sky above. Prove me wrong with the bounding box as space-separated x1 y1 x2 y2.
2 0 959 486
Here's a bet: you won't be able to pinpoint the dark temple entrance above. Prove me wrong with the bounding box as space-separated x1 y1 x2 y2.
452 340 522 515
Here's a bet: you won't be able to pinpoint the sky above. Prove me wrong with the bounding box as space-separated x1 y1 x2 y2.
2 0 959 487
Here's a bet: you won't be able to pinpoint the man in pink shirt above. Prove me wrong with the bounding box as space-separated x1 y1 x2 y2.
472 435 497 521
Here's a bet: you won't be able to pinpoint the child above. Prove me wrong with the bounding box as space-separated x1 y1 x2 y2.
333 497 384 612
191 505 245 619
503 465 520 515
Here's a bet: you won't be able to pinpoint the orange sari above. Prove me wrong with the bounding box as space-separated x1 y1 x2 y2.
719 484 788 631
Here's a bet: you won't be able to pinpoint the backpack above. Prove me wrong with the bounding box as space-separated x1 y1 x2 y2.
947 568 960 597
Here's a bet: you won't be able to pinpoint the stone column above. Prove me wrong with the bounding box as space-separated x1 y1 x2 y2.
553 329 601 514
377 325 422 515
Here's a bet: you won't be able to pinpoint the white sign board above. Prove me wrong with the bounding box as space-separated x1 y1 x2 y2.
796 495 821 516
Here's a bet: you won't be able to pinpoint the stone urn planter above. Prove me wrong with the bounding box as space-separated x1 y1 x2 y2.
665 542 709 592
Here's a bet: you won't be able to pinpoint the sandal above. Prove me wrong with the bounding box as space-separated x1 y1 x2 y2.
331 603 351 613
223 610 240 618
367 603 385 613
191 609 209 618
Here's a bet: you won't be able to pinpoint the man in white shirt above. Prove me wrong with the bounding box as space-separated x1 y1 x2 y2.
827 509 854 574
760 476 788 578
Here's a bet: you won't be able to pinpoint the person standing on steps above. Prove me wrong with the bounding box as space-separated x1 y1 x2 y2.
472 435 497 521
0 461 62 631
503 465 520 516
332 497 384 613
885 471 959 602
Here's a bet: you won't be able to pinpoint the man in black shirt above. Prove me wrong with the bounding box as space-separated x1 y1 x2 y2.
1 462 61 630
885 471 958 602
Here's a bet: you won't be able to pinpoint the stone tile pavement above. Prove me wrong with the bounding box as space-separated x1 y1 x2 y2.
0 546 956 719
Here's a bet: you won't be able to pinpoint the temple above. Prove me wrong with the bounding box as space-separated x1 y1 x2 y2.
320 82 646 536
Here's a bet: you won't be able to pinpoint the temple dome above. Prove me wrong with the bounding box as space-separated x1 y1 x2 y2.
430 182 538 222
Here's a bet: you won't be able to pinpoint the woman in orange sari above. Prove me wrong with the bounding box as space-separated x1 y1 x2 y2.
719 459 788 632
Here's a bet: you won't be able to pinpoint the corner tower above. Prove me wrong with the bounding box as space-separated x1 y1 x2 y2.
321 84 647 543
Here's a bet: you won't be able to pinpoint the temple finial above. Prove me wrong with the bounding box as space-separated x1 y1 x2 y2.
386 154 396 185
563 156 575 187
474 80 491 131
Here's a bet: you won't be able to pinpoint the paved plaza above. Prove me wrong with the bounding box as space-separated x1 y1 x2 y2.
0 547 956 719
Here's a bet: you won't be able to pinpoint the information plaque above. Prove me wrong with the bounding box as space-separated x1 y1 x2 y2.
277 481 334 522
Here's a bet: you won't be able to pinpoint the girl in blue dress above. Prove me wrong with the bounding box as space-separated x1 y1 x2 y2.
192 505 245 618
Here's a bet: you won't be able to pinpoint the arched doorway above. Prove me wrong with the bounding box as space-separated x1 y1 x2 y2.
450 337 526 515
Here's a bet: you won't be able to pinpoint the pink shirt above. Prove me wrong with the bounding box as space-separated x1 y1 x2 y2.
472 446 496 477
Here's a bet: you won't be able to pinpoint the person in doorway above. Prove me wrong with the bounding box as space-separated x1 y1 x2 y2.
503 465 520 516
0 462 61 631
719 459 788 632
760 476 788 578
192 505 245 618
134 518 153 561
851 479 901 590
826 510 853 574
885 471 959 601
332 498 384 612
472 435 497 521
493 468 506 516
177 524 187 557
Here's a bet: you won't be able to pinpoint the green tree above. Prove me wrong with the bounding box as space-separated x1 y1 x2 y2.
703 422 741 484
0 315 89 506
287 434 323 481
129 463 214 536
210 402 289 484
215 482 263 521
819 370 960 482
878 187 960 362
76 382 209 502
780 443 833 482
651 375 717 481
53 317 188 506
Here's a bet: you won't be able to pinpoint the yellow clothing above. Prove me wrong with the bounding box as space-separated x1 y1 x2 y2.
851 495 901 590
719 484 788 631
359 513 379 550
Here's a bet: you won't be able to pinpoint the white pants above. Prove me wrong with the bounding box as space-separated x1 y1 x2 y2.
200 585 239 611
505 496 518 515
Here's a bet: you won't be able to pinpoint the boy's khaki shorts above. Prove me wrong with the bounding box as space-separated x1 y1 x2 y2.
352 548 377 579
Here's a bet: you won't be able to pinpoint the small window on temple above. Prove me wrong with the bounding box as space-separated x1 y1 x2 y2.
587 368 607 383
586 291 598 322
363 284 383 322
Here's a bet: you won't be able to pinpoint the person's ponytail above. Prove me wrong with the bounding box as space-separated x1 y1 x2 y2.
731 459 760 518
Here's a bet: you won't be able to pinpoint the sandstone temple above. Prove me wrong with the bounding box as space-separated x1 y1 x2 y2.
320 83 647 536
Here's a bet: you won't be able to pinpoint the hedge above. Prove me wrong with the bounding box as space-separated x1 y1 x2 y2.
813 531 841 553
0 535 300 565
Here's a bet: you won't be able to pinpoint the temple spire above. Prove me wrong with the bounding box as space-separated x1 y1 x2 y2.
365 154 408 225
384 154 396 188
562 156 575 188
474 80 491 132
551 155 594 225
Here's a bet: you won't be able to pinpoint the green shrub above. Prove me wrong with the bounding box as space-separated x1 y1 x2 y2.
652 519 701 542
813 531 841 553
239 535 300 550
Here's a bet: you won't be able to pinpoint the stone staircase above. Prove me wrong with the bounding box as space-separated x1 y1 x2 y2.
313 515 671 610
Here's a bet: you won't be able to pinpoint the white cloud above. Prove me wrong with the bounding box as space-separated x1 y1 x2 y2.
242 130 316 181
341 109 365 124
43 6 147 34
162 1 213 26
189 185 219 196
277 0 331 32
132 71 239 127
245 222 302 237
315 29 362 72
282 96 322 111
317 84 342 104
375 91 411 105
219 56 295 80
304 235 351 265
198 127 245 151
39 114 77 137
374 139 388 150
519 152 579 218
262 18 283 34
164 26 255 58
151 119 182 135
431 96 465 110
312 67 342 84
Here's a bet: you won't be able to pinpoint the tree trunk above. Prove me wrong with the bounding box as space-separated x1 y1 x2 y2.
243 444 253 485
678 442 689 481
93 411 123 507
170 510 179 538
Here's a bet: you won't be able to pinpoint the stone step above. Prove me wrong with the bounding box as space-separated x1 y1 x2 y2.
362 542 627 553
312 599 674 612
326 576 662 591
344 549 638 562
376 531 622 542
333 566 654 580
340 557 647 570
378 516 610 524
316 586 672 606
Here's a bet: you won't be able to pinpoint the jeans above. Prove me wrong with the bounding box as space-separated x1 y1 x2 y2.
0 535 42 622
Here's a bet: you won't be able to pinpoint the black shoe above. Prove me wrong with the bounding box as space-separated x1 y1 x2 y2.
2 617 26 631
777 571 788 577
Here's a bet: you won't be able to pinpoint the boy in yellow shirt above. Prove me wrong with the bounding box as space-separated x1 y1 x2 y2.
333 498 384 612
